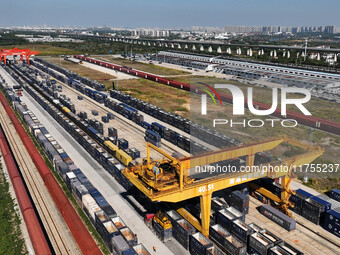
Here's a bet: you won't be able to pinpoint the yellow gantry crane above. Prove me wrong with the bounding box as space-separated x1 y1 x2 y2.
123 136 324 237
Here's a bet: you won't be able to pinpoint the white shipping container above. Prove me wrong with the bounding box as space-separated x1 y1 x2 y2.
66 172 76 179
82 194 96 209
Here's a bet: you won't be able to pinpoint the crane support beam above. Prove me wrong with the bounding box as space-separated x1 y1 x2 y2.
200 193 212 236
179 137 284 170
176 208 202 232
123 136 324 237
247 183 282 203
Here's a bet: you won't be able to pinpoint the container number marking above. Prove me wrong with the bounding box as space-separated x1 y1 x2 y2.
198 184 214 193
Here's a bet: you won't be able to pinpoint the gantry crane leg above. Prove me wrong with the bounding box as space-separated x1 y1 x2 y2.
281 176 293 203
246 154 255 167
200 193 212 237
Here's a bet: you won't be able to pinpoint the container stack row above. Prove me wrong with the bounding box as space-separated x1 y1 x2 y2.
251 178 340 239
32 57 272 165
9 97 150 255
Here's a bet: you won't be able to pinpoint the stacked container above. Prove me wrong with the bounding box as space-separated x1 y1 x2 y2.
330 189 340 202
189 232 213 255
248 232 275 255
289 189 312 215
302 195 331 225
119 227 138 247
230 219 253 245
217 207 244 232
112 235 130 255
230 190 250 214
173 218 196 249
224 234 247 255
323 208 340 238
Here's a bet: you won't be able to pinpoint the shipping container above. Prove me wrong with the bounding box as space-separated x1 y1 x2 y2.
122 248 138 255
217 208 238 231
258 204 296 231
174 218 196 249
166 210 182 227
226 206 245 222
102 205 117 218
95 210 110 230
330 189 340 202
230 190 249 214
112 216 127 229
175 218 196 237
276 241 304 255
249 232 274 255
311 195 332 211
112 235 130 255
94 196 110 208
145 129 161 147
211 197 228 212
248 223 263 233
132 244 150 255
102 221 119 250
82 194 101 222
116 149 132 166
107 112 115 120
224 234 247 255
209 224 230 248
120 227 138 246
189 232 213 255
75 185 88 201
230 219 253 245
89 187 102 198
323 209 340 238
206 246 224 255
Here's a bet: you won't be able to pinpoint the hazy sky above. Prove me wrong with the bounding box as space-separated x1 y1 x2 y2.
1 0 339 28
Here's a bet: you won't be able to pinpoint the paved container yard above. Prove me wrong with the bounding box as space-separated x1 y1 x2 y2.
20 89 187 255
246 197 340 254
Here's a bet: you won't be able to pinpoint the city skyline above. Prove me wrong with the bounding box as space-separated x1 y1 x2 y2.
0 0 340 28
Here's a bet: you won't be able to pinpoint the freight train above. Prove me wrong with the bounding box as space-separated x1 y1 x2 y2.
0 73 52 254
74 55 340 136
4 65 152 254
0 69 101 255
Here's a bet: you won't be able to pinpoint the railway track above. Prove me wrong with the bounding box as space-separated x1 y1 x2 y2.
249 197 340 253
57 77 340 252
61 81 187 156
0 98 79 255
30 64 190 159
75 55 340 136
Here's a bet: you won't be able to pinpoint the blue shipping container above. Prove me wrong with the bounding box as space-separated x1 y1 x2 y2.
330 189 340 202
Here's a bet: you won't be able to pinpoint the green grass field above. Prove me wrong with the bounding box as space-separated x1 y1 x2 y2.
0 43 81 56
97 56 190 76
0 166 26 255
170 75 340 123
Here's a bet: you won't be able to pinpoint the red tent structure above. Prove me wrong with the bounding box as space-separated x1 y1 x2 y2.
0 48 40 65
